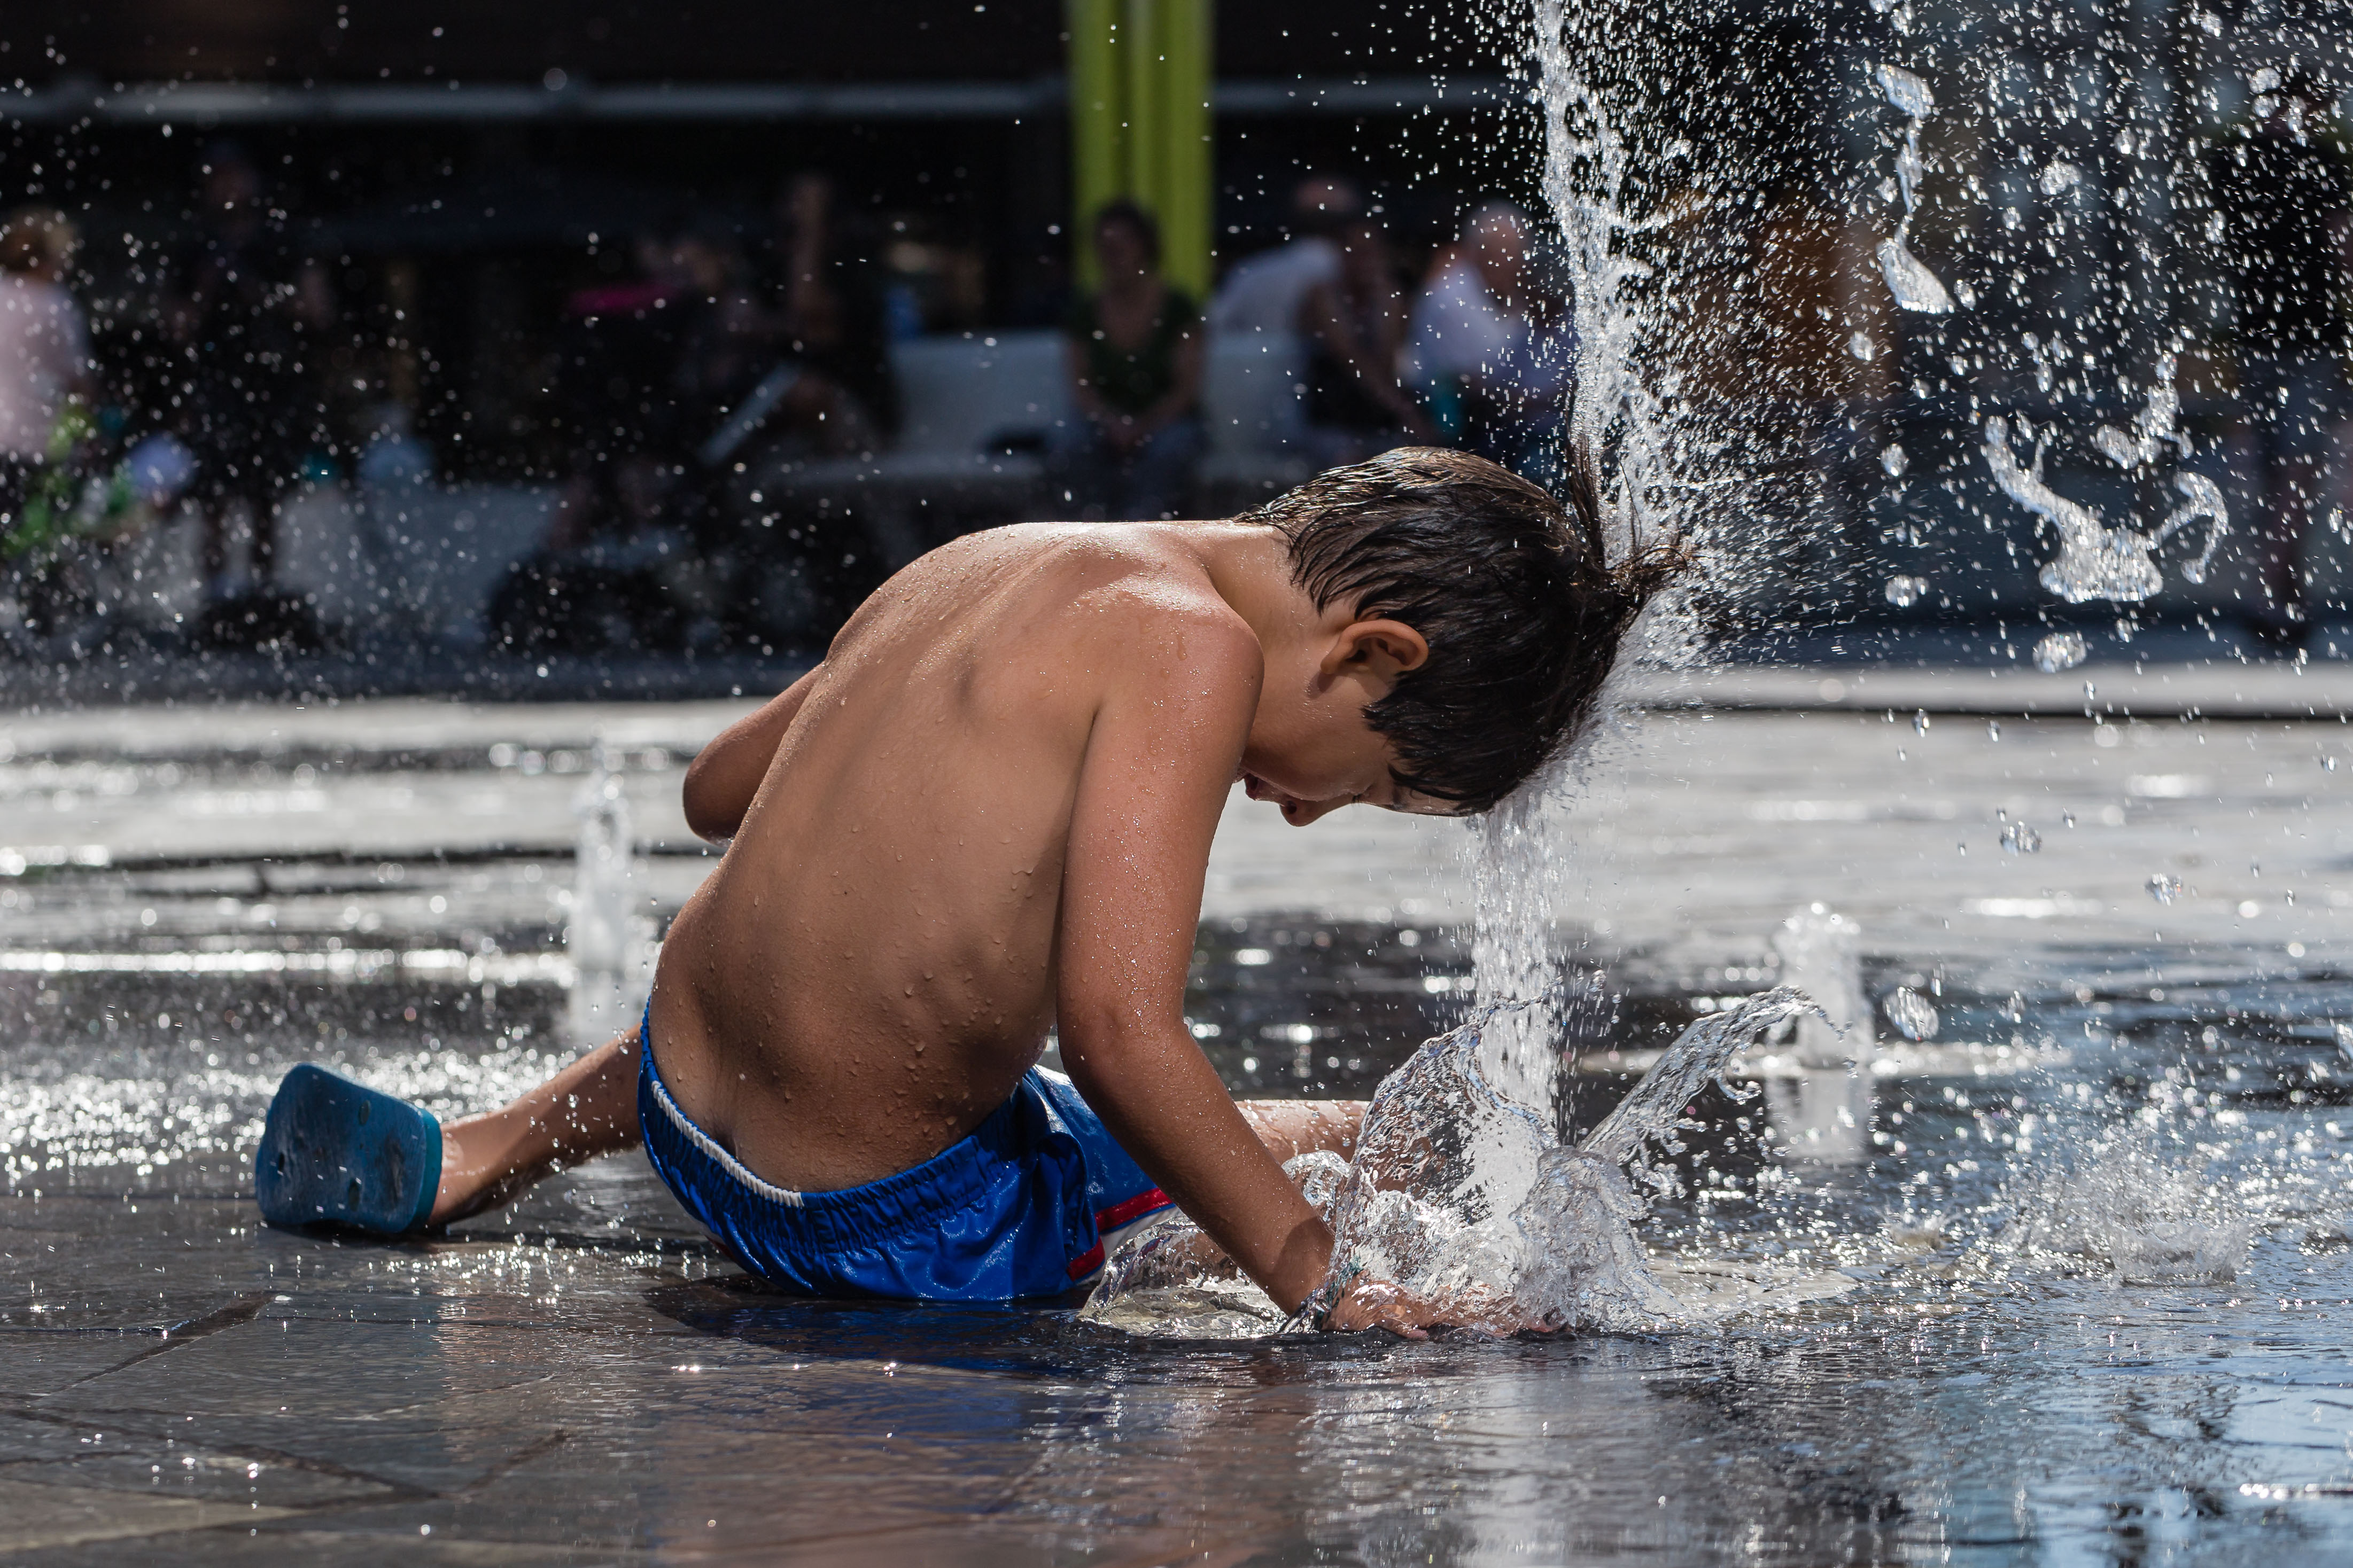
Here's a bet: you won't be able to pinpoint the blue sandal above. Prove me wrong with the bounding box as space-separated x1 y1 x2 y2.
255 1064 442 1235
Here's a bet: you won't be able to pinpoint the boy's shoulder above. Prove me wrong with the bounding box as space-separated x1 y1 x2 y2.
968 523 1263 680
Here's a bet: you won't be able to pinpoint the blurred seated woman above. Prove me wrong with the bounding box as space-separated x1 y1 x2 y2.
1299 216 1433 467
1059 200 1203 520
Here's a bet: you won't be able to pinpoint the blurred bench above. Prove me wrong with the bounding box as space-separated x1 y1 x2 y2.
738 332 1071 566
740 329 1311 555
1195 332 1313 512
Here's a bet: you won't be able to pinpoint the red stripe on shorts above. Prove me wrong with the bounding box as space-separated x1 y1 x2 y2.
1066 1187 1174 1280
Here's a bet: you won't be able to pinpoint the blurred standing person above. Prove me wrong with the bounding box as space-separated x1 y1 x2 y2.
1206 176 1359 339
1060 201 1204 520
0 207 92 549
1477 247 1578 484
2209 74 2351 648
749 172 898 459
1298 215 1432 465
163 142 334 606
1407 202 1534 456
0 206 96 635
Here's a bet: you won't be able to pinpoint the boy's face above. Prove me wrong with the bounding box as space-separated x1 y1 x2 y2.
1238 617 1466 826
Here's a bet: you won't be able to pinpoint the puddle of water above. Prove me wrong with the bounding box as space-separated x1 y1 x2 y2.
12 746 2353 1558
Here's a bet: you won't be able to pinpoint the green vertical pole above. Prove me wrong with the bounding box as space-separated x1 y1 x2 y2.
1122 0 1164 229
1159 0 1213 300
1068 0 1123 289
1068 0 1211 297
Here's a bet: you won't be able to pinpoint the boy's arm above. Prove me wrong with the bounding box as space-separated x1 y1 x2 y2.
1052 618 1430 1333
681 667 821 841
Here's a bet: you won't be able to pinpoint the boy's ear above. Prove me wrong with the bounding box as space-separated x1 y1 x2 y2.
1321 618 1430 681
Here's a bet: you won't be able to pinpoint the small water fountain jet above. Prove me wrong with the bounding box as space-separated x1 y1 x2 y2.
566 741 654 1047
1764 905 1874 1165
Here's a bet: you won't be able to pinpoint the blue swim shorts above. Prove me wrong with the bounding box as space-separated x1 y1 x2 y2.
635 1013 1174 1301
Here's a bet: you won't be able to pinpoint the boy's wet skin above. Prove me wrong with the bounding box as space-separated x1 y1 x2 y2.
389 448 1674 1336
651 519 1444 1324
663 521 1431 1179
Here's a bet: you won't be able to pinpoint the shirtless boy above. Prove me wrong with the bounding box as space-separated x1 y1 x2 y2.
255 447 1678 1335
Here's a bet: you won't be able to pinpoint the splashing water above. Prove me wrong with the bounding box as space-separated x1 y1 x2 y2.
1084 990 1813 1337
1873 64 1955 315
2091 371 2188 470
1322 987 1815 1335
1983 417 2163 603
1882 986 1940 1042
1984 1135 2254 1285
2154 472 2229 587
2033 630 2088 673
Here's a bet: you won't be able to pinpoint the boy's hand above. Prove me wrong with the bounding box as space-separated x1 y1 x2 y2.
1319 1276 1434 1339
1319 1274 1547 1339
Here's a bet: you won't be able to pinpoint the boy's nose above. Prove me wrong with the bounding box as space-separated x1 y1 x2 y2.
1282 795 1351 827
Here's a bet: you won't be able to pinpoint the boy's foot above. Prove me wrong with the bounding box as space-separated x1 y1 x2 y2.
255 1065 442 1236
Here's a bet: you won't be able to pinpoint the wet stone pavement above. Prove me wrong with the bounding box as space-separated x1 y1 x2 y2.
12 689 2353 1561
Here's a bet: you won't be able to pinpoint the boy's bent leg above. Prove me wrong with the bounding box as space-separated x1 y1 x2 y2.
1236 1099 1365 1165
432 1032 644 1223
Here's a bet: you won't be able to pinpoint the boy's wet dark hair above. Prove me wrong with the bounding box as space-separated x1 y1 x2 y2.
1246 445 1686 814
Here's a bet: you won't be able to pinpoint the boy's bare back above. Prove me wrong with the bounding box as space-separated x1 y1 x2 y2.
654 522 1261 1192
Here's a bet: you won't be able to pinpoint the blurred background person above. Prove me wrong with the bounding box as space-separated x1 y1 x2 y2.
694 173 903 479
1298 214 1432 465
2210 72 2351 648
0 204 95 636
1407 201 1533 455
0 205 92 541
756 172 898 459
162 142 334 613
1207 175 1360 339
542 224 700 553
1474 243 1577 483
1060 200 1203 520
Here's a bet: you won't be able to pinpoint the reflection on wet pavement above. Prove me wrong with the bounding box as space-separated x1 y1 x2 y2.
10 700 2353 1560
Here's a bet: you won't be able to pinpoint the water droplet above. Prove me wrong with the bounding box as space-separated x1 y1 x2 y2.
1881 444 1908 477
2037 160 2083 197
1986 720 2002 740
1985 419 2161 603
1849 331 1876 362
2001 821 2041 854
1874 63 1935 118
1877 235 1954 314
2033 631 2088 673
1884 574 1925 607
2148 875 2183 905
1913 709 1931 734
1883 986 1940 1042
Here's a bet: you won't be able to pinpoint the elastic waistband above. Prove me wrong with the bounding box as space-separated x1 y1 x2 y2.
638 1011 1028 1252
